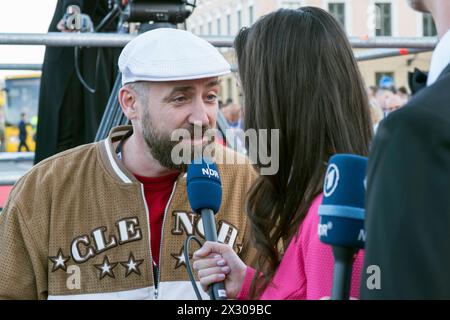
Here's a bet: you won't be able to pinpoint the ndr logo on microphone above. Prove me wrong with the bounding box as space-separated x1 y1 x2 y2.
324 164 339 197
201 164 219 179
318 221 333 237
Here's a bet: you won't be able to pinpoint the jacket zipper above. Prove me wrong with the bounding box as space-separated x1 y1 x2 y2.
139 184 156 299
155 180 178 300
153 261 159 299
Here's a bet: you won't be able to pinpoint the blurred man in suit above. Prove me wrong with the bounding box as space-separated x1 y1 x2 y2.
17 113 30 152
362 0 450 299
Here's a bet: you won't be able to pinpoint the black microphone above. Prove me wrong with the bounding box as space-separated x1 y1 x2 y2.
318 154 368 300
187 159 227 300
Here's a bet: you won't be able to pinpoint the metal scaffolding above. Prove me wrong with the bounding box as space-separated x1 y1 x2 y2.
0 48 431 72
354 48 431 61
0 64 42 71
0 32 439 49
0 33 436 71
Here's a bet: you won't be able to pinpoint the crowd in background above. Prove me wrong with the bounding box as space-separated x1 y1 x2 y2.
220 98 244 130
368 83 410 132
221 82 411 136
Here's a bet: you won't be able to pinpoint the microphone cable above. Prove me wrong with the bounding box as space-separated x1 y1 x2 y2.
74 46 101 94
73 4 121 94
183 235 205 300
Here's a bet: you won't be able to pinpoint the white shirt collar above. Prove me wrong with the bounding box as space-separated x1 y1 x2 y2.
427 29 450 86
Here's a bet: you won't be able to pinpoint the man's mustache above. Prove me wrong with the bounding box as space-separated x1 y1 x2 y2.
173 125 214 141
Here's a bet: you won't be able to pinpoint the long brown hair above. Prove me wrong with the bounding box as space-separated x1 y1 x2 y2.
234 7 373 298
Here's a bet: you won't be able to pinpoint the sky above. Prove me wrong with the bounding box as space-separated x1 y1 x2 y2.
0 0 57 78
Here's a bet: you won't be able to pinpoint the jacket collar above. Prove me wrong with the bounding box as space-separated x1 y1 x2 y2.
427 29 450 86
438 62 450 79
99 125 191 185
100 125 138 184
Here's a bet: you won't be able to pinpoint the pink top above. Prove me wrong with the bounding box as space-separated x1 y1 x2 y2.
237 194 364 300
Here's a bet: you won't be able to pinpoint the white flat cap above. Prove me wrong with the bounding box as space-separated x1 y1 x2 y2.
119 28 231 85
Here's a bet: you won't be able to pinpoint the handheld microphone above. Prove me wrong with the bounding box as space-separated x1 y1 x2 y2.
318 154 367 300
187 158 227 300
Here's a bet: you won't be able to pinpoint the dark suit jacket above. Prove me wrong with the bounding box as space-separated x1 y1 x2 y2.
35 0 120 164
361 63 450 299
18 120 27 141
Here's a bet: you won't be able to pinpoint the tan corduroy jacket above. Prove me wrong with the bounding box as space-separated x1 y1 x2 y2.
0 126 257 300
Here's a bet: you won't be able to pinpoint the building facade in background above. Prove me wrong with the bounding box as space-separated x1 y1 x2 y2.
187 0 436 104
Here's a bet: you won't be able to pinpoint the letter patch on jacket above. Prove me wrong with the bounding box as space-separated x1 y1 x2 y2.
48 216 145 286
170 211 242 269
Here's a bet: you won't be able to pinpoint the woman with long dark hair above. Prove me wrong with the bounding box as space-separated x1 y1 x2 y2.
193 7 372 299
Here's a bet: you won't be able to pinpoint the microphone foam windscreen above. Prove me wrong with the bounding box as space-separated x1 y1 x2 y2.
187 159 222 214
318 154 368 248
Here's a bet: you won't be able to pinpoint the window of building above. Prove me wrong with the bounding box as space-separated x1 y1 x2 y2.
199 24 204 35
375 3 392 36
249 6 254 25
328 3 346 29
423 13 437 37
227 14 231 35
227 78 233 100
217 18 221 35
208 21 212 35
237 10 242 30
281 1 301 9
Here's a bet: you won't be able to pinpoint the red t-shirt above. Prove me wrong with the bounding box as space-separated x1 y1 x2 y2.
134 172 179 266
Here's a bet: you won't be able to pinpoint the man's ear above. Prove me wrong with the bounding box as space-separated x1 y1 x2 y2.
119 86 138 120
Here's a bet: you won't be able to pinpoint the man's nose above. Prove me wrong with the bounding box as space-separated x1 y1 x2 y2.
188 98 210 126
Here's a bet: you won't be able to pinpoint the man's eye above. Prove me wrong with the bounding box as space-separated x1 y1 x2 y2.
173 96 187 103
206 94 217 102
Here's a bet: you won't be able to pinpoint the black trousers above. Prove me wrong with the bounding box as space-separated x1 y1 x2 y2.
18 139 30 152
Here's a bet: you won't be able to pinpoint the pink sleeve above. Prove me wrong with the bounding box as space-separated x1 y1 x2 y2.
300 195 364 299
237 266 256 300
236 194 364 300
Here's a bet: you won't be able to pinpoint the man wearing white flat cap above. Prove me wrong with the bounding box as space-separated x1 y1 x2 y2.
0 29 257 300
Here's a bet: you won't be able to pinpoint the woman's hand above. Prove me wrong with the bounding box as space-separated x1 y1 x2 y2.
193 241 248 299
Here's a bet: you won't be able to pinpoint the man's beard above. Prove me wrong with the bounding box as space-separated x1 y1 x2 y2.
141 108 215 172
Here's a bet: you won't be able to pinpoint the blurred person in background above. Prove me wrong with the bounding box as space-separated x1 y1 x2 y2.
17 113 30 152
221 101 243 130
397 86 410 105
367 86 378 102
375 88 395 117
367 86 384 132
0 111 5 152
369 102 384 133
384 94 404 115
